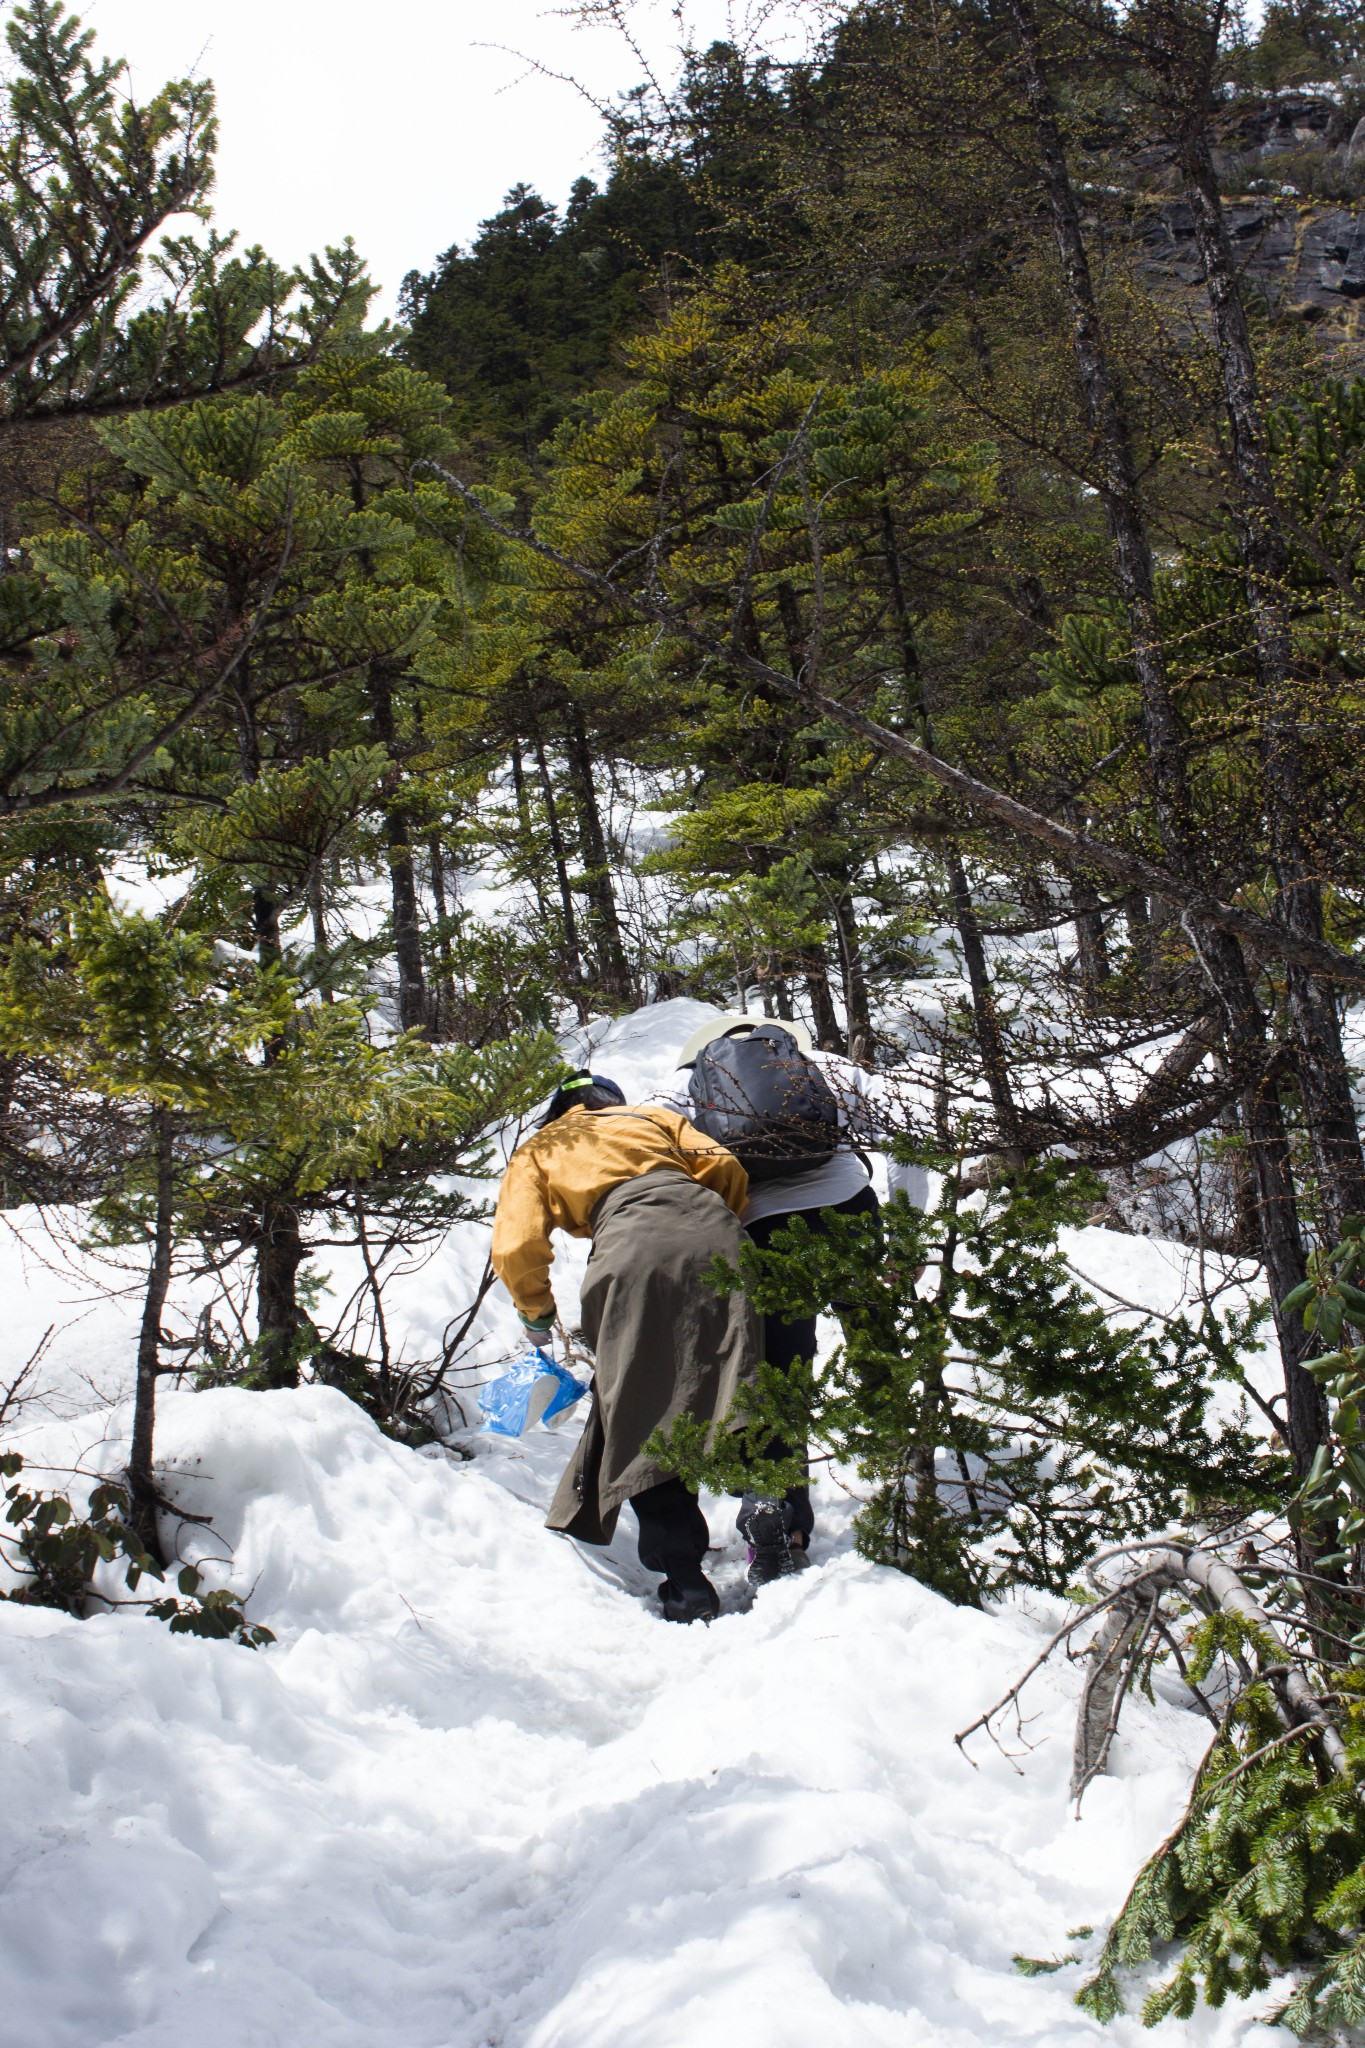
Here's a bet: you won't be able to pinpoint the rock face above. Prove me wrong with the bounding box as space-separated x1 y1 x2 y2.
1139 195 1365 334
1099 90 1365 353
1219 89 1350 156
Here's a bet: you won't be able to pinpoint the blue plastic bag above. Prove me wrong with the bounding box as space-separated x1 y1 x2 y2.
478 1348 589 1437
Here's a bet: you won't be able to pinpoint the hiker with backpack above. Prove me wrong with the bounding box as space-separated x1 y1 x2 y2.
491 1070 758 1623
651 1015 929 1581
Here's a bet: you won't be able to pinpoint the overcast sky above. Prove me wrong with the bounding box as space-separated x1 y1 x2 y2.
86 1 810 316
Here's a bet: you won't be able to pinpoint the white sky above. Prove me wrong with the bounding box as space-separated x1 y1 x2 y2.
86 1 812 316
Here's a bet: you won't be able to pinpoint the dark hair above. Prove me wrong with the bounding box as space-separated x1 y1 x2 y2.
538 1070 627 1127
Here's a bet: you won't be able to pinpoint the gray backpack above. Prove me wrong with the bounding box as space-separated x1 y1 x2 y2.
687 1024 840 1181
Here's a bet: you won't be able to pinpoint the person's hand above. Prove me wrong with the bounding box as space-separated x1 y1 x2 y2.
518 1309 555 1337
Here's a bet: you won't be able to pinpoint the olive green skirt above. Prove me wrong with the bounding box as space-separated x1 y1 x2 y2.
546 1170 759 1544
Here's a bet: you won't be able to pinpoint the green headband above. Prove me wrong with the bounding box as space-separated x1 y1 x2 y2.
560 1075 594 1092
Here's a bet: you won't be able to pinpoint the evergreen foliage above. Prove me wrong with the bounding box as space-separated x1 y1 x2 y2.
1077 1634 1365 2035
0 1 373 433
400 43 790 461
652 1161 1279 1601
1 1451 274 1646
0 892 558 1406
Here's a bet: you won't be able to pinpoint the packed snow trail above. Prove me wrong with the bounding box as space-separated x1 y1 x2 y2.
2 1383 1293 2048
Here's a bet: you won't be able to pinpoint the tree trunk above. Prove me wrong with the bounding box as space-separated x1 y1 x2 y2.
427 835 458 1040
1175 106 1365 1240
565 705 633 1004
0 1052 16 1206
1123 892 1153 968
128 1105 173 1564
1062 806 1109 1000
1284 971 1365 1243
509 742 551 924
532 736 588 1019
803 946 845 1051
306 863 334 1003
881 495 1026 1144
230 668 309 1384
1003 0 1322 1461
1210 1063 1259 1256
255 1196 308 1390
253 865 306 1388
946 850 1026 1163
236 679 288 985
833 888 873 1065
367 659 428 1037
1193 928 1325 1468
879 495 1024 1144
386 822 427 1036
775 578 808 676
252 882 284 974
1004 0 1190 856
1072 885 1109 1002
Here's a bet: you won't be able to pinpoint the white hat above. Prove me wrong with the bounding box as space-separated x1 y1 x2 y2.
677 1011 814 1067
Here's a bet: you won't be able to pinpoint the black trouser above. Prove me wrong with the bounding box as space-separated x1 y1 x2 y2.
744 1183 883 1539
631 1475 710 1580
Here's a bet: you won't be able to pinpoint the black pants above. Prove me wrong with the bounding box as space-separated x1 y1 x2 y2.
631 1475 710 1579
744 1183 883 1539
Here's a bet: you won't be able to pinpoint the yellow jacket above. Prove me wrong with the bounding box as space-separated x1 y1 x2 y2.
491 1105 749 1322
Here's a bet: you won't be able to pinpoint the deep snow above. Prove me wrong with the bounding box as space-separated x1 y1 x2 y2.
1 1386 1294 2048
0 997 1297 2046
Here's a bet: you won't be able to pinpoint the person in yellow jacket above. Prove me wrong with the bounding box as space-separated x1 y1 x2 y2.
491 1069 758 1622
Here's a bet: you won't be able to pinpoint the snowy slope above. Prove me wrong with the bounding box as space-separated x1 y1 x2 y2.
1 1385 1293 2048
0 995 1295 2045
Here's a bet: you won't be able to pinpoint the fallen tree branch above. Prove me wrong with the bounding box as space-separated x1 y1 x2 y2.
1140 1543 1349 1775
957 1527 1355 1836
1072 1571 1179 1800
954 1582 1141 1766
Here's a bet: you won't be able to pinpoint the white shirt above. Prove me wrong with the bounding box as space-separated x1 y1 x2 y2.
648 1049 930 1224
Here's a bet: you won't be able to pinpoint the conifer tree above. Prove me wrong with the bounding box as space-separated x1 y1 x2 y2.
0 1 374 437
655 1157 1278 1600
4 376 555 1377
399 44 789 463
0 895 291 1548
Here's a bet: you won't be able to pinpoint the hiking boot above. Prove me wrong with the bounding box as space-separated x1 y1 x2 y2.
658 1571 720 1624
738 1494 801 1586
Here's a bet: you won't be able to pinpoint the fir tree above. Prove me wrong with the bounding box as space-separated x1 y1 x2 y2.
0 1 373 437
654 1157 1280 1601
